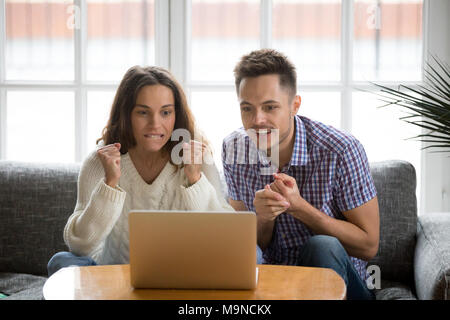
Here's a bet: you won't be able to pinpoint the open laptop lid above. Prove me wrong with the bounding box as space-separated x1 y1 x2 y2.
129 210 257 289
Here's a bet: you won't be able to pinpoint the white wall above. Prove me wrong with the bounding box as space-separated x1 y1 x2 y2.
421 0 450 214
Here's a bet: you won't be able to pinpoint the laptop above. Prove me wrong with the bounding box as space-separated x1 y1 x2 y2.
128 210 258 289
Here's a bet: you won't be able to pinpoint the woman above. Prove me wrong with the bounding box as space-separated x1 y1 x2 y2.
47 66 233 276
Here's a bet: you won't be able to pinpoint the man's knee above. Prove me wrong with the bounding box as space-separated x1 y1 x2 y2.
299 235 348 266
306 235 344 251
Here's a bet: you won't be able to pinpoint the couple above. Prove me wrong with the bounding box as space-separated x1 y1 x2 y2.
48 49 379 300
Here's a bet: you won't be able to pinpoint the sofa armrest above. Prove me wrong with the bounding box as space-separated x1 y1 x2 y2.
414 212 450 300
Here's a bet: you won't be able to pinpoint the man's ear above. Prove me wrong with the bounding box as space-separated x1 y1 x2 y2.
291 95 301 117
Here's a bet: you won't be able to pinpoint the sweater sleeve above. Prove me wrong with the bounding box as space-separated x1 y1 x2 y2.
63 151 127 259
178 151 234 212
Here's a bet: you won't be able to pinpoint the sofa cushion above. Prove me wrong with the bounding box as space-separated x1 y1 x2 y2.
414 212 450 300
373 279 417 300
0 161 80 276
0 272 47 300
368 160 418 287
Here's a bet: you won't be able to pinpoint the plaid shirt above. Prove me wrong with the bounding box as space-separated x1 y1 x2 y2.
222 115 377 281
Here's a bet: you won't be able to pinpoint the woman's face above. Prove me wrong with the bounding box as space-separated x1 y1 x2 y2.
131 84 176 154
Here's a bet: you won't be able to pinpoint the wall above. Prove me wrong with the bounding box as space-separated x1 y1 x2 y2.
421 0 450 213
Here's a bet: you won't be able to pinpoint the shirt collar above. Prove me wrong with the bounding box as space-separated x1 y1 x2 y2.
256 115 309 171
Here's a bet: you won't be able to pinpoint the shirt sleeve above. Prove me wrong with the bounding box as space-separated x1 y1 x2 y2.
222 139 242 201
334 138 377 212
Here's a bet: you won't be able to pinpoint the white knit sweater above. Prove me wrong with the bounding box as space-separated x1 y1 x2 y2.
63 150 233 265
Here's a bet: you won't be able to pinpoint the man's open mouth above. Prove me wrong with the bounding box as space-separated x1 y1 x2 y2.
256 129 272 136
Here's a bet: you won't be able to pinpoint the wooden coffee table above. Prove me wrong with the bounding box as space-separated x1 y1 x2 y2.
43 264 346 300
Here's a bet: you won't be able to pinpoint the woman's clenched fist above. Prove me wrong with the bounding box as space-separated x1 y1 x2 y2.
97 143 121 188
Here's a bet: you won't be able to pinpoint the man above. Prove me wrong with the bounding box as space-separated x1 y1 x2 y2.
222 49 379 300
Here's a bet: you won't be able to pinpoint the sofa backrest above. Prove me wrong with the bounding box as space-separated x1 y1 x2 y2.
0 159 418 284
0 161 80 276
369 160 418 287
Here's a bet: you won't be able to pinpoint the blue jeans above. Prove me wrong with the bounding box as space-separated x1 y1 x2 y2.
47 251 97 277
257 235 375 300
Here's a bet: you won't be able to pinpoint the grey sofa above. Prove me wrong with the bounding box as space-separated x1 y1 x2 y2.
0 159 449 300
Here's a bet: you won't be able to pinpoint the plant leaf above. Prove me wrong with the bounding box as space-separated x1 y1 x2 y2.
370 55 450 152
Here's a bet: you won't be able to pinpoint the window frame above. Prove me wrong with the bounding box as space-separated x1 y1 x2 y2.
0 0 169 162
173 0 427 130
170 0 429 213
1 0 447 213
0 0 429 159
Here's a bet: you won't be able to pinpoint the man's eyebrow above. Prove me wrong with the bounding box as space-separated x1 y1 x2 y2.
135 104 175 109
239 100 280 106
240 100 252 106
261 100 280 105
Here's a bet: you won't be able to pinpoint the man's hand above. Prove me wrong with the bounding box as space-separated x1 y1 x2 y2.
269 173 308 214
253 184 290 250
270 172 380 260
253 184 290 222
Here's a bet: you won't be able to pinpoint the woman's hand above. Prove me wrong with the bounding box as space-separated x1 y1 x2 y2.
97 143 121 188
183 140 205 186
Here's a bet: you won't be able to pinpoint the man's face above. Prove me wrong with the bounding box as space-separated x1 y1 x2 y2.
238 74 300 151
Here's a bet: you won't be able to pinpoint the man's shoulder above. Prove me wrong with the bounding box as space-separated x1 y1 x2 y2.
221 127 259 171
300 116 363 157
223 127 248 145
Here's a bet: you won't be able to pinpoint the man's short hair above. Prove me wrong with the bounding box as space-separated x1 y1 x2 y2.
233 49 297 99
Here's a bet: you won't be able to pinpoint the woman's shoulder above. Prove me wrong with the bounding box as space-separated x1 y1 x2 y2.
76 149 104 182
82 148 102 167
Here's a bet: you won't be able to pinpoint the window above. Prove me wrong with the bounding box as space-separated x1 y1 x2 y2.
180 0 425 209
272 0 341 81
353 0 423 81
182 0 424 189
0 0 156 162
0 0 428 208
5 0 75 81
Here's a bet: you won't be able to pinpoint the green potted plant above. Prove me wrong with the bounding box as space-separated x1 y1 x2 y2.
370 56 450 154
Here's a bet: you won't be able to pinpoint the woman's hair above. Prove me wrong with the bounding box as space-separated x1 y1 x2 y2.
97 65 202 167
